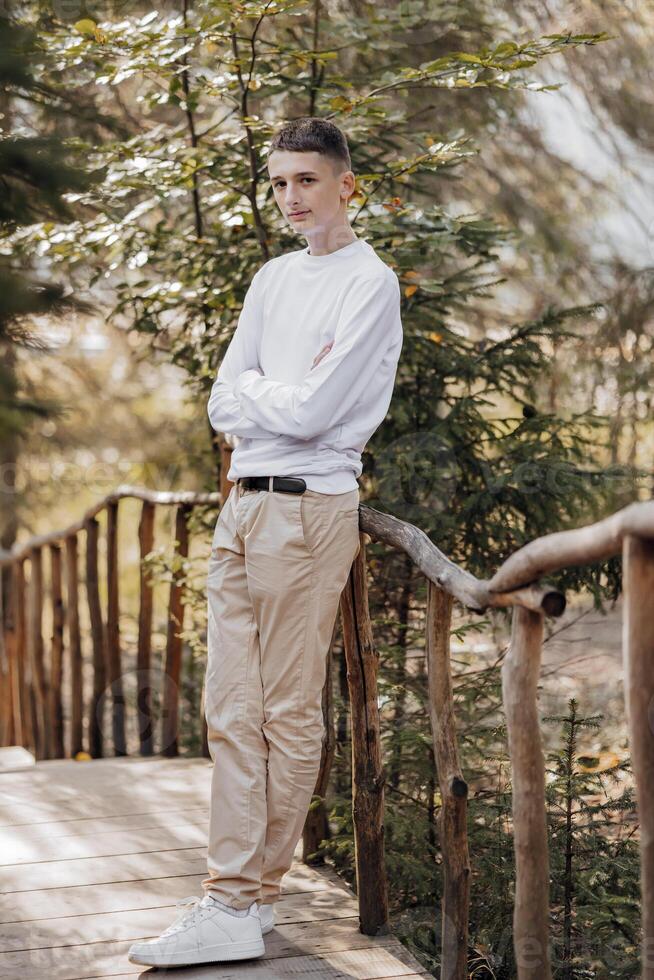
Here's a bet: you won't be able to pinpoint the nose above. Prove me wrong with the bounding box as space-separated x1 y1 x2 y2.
285 185 302 208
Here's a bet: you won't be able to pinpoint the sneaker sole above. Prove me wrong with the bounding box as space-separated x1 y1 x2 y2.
127 936 265 966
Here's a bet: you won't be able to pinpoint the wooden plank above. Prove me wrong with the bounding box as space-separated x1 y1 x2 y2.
0 797 208 826
0 804 209 837
0 756 212 803
1 847 347 895
1 754 211 778
1 873 358 924
75 975 433 980
0 764 212 792
2 820 213 865
1 754 210 777
0 908 397 954
0 780 211 813
0 847 208 892
0 939 426 980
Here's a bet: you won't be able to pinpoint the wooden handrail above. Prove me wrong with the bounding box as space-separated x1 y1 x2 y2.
0 485 223 566
356 506 566 616
488 498 654 592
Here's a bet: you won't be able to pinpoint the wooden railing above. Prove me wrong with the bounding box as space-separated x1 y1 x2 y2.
1 485 653 979
0 487 222 761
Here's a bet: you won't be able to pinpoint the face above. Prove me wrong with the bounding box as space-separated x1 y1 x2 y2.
267 149 355 239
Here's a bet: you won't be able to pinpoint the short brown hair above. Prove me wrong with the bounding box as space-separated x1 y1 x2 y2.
268 117 352 174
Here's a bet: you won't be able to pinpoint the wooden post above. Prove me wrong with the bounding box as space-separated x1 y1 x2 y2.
8 564 23 746
137 501 155 756
49 543 65 759
501 606 552 979
65 534 83 758
106 500 126 756
13 560 32 753
162 504 190 758
1 563 23 747
339 532 390 936
28 547 49 760
85 517 106 759
0 571 11 745
622 534 654 979
425 581 470 977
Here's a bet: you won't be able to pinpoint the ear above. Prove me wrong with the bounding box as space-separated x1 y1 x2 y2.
341 170 356 201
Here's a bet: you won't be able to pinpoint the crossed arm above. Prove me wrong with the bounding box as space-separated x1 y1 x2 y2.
207 268 401 442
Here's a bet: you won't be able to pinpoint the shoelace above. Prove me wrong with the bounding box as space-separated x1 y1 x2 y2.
160 895 212 936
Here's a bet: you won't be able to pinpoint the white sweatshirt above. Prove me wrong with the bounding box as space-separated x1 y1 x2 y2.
207 235 403 493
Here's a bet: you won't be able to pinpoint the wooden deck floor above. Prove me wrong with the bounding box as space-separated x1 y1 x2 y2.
0 752 432 980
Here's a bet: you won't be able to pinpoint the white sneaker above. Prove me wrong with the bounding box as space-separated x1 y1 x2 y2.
259 902 275 934
127 895 265 967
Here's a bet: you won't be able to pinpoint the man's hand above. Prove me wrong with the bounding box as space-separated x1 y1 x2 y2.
311 342 333 369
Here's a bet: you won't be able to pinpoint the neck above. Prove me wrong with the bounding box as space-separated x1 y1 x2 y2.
305 223 356 256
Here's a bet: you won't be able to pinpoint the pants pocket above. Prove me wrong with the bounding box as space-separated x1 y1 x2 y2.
299 492 327 556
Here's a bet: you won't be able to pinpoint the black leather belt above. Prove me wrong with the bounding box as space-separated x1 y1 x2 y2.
238 476 307 494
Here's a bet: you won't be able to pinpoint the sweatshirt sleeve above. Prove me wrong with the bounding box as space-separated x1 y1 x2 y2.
234 273 401 441
207 265 281 439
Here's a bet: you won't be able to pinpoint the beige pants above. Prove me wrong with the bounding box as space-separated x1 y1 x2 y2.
201 479 361 909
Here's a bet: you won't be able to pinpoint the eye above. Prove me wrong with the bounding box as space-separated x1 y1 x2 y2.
273 178 315 188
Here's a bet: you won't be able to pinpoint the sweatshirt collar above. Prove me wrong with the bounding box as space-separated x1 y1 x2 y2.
297 235 366 266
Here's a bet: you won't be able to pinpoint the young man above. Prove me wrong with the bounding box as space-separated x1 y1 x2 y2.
128 116 403 968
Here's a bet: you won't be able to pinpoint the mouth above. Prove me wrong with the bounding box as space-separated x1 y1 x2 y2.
289 210 310 219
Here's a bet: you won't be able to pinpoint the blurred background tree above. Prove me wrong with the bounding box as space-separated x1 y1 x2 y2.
0 10 105 562
16 3 623 587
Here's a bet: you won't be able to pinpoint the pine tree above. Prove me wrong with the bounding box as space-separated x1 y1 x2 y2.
545 698 639 979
